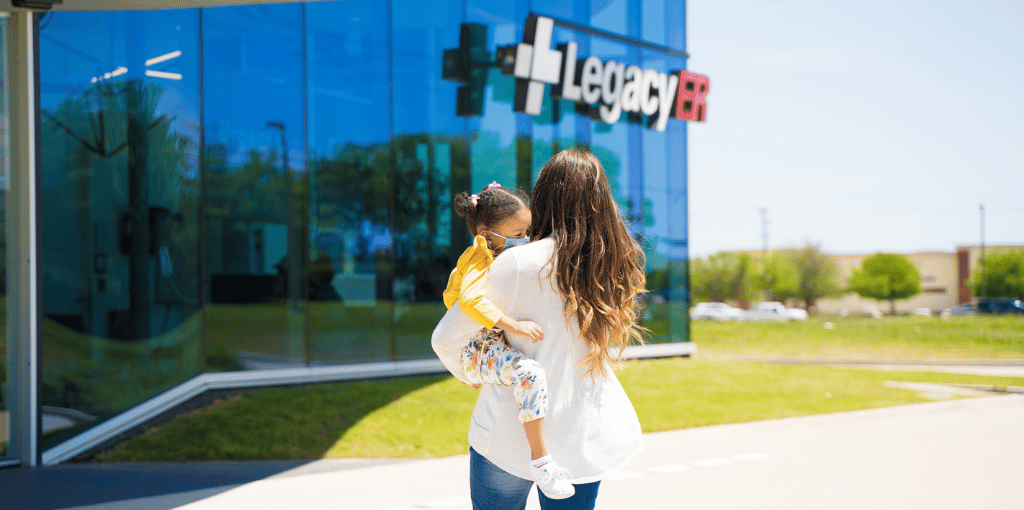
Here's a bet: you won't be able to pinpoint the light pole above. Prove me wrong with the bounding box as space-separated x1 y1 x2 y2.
761 207 772 301
266 121 287 176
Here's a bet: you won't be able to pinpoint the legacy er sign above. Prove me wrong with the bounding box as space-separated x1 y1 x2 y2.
497 15 708 131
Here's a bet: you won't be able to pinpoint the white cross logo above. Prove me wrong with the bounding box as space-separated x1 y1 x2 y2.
509 16 566 115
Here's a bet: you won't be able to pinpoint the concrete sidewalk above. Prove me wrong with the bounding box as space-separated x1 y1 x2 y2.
6 393 1022 510
703 355 1024 378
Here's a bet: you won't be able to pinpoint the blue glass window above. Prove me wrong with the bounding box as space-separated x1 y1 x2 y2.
202 4 308 371
37 9 203 449
306 0 393 364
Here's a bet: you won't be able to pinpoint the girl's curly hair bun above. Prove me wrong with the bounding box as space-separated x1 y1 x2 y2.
454 192 477 217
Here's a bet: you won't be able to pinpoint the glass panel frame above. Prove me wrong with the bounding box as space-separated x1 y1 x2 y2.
0 13 11 461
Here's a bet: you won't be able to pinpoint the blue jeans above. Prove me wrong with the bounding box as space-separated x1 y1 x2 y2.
469 447 601 510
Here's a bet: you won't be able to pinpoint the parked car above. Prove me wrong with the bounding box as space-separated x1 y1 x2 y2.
912 307 932 316
861 305 883 318
741 302 808 321
976 298 1024 315
942 303 977 316
690 302 743 321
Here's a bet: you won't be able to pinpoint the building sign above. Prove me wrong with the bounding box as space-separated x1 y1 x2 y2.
444 15 709 130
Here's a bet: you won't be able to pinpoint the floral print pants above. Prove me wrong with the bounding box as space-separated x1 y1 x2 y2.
461 327 548 423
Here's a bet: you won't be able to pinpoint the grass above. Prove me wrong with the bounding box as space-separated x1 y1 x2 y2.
94 357 1024 462
691 315 1024 360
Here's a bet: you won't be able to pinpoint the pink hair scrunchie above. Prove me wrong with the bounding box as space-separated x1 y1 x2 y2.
486 181 501 189
469 194 479 206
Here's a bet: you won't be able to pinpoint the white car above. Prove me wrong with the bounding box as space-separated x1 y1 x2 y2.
690 302 743 321
741 302 809 322
861 305 883 318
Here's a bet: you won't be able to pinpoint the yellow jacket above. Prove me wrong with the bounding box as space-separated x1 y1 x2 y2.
443 235 503 329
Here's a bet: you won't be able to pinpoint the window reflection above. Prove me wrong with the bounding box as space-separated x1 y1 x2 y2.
203 4 307 371
591 0 629 36
306 0 393 365
37 10 202 449
665 121 690 342
641 0 667 46
24 0 691 455
391 0 467 360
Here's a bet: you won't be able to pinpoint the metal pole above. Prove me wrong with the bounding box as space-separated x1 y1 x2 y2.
267 121 299 312
760 207 768 258
7 10 40 466
126 79 152 340
761 207 771 301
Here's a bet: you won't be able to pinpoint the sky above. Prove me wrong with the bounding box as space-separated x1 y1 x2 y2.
685 0 1024 258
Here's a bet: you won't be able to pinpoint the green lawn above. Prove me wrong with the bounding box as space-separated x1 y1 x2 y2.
691 315 1024 360
95 358 1024 462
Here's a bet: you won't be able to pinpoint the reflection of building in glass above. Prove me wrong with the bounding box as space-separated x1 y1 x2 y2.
1 0 697 467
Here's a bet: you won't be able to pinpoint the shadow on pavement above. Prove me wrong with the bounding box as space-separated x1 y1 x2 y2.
1 458 408 510
4 373 449 510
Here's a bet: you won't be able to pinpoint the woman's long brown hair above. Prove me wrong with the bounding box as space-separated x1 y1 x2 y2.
531 149 647 378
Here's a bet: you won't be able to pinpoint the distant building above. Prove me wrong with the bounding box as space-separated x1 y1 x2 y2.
952 245 1021 305
815 251 958 315
726 245 1022 314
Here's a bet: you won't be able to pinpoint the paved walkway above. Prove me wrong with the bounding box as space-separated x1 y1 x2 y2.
846 363 1024 378
703 355 1024 378
5 393 1022 510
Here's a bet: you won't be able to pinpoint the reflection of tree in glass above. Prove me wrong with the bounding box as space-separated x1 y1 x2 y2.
38 79 201 417
312 135 468 301
41 80 200 336
206 149 299 223
312 142 391 231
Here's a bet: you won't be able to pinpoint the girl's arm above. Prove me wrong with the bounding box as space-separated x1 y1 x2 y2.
461 253 543 343
431 250 519 383
457 252 504 329
493 315 544 343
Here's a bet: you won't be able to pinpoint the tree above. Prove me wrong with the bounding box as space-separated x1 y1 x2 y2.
790 243 845 310
759 252 800 303
968 249 1024 300
849 253 922 315
690 252 759 304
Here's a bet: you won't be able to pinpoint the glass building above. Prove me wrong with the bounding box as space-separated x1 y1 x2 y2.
1 0 699 467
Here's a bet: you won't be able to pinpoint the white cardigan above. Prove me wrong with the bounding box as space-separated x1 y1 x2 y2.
431 238 643 484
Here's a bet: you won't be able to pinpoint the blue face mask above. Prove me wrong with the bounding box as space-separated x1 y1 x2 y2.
489 231 530 250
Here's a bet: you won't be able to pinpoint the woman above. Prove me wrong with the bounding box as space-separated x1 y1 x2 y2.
431 149 647 509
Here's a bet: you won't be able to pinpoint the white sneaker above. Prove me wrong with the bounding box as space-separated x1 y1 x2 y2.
529 456 575 500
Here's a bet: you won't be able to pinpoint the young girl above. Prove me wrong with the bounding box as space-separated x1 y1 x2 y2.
442 181 575 500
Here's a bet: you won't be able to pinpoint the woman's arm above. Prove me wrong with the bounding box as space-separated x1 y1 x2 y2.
430 307 479 385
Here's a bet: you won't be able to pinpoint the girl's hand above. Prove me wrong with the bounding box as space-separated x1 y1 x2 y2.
496 315 545 343
511 320 545 344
